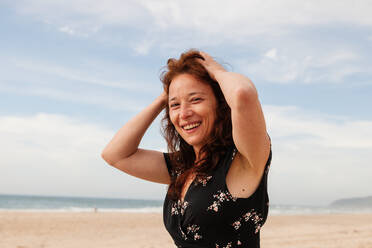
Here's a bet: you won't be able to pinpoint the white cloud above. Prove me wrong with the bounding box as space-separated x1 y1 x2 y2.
7 0 372 80
0 113 167 199
133 38 155 55
0 56 162 111
237 49 365 84
1 106 371 205
10 0 372 38
9 58 155 91
263 105 372 205
12 0 149 36
264 48 278 60
265 105 372 149
59 26 75 35
0 85 145 112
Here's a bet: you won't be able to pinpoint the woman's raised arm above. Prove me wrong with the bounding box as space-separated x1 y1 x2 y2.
198 51 271 171
101 92 171 185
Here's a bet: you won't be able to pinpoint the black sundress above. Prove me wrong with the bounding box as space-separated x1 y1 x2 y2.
163 142 272 248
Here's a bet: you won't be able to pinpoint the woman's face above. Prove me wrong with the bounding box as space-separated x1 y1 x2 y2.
168 73 217 154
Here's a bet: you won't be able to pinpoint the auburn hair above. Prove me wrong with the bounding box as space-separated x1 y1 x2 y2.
160 49 233 201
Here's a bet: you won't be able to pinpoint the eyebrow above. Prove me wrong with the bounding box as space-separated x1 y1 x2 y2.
169 92 206 102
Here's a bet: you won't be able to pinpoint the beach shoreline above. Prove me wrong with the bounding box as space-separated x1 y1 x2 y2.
1 211 371 248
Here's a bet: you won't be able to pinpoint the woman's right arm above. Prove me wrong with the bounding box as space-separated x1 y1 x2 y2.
101 92 171 185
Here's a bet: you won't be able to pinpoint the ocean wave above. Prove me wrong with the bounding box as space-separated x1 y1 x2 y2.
0 207 163 213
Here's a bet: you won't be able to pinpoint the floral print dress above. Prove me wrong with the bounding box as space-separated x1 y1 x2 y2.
163 142 272 248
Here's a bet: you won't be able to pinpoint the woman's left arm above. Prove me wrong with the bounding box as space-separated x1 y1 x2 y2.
199 51 271 170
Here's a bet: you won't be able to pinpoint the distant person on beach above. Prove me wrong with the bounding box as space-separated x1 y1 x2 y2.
101 49 272 247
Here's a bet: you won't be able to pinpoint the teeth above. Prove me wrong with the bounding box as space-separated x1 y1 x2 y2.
183 122 201 130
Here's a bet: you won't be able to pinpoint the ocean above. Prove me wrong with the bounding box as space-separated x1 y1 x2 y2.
0 194 163 213
1 194 371 215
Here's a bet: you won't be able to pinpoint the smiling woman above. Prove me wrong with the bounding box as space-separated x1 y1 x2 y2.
168 74 218 155
101 49 272 248
170 77 215 144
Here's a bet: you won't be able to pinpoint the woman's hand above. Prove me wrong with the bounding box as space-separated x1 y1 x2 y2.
198 51 227 81
159 90 168 108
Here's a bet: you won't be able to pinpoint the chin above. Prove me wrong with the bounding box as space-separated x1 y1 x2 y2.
185 138 205 148
177 130 208 148
180 136 198 145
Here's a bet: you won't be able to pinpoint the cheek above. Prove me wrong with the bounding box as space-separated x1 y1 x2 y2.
205 109 217 128
203 105 216 121
169 112 177 126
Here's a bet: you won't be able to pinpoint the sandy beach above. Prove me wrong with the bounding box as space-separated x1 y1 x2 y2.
1 211 371 248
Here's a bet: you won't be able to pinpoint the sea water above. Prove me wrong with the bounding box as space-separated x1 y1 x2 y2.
1 194 371 214
0 194 163 213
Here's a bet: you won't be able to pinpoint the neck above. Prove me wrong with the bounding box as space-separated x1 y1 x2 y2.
193 145 205 162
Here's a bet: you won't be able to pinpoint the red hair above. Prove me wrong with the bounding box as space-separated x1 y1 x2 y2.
160 49 233 201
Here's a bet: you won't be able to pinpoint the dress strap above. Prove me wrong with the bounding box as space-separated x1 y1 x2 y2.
223 145 237 175
163 153 175 178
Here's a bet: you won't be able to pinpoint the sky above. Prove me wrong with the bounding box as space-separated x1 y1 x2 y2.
1 0 371 206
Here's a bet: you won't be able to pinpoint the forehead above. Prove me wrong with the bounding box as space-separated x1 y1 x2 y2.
169 74 213 98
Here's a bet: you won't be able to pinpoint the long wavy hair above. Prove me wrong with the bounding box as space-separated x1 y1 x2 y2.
160 49 233 201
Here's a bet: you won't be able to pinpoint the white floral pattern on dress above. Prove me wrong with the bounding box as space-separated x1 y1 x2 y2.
171 199 189 216
186 224 203 240
215 238 242 247
166 147 270 247
179 224 203 241
207 190 237 212
179 226 187 240
231 209 264 234
215 241 232 248
193 175 212 186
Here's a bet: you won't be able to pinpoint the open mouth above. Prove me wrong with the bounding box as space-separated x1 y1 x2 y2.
182 122 201 131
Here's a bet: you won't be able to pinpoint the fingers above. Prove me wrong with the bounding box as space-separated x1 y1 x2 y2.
199 51 212 61
198 51 221 69
197 51 211 66
199 51 206 58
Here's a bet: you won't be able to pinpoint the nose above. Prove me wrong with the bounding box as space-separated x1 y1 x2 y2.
180 104 192 120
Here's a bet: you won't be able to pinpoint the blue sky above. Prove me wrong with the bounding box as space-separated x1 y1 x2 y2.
1 0 371 206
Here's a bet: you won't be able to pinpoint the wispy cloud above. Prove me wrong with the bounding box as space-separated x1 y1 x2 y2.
133 38 156 55
58 26 76 36
0 113 167 198
265 105 372 149
0 84 145 112
7 0 371 85
264 105 372 204
9 0 372 44
8 57 156 91
264 49 278 60
1 106 371 204
236 48 367 84
0 56 161 111
58 25 101 37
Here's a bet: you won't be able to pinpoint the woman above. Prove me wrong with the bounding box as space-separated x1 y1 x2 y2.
101 50 272 248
